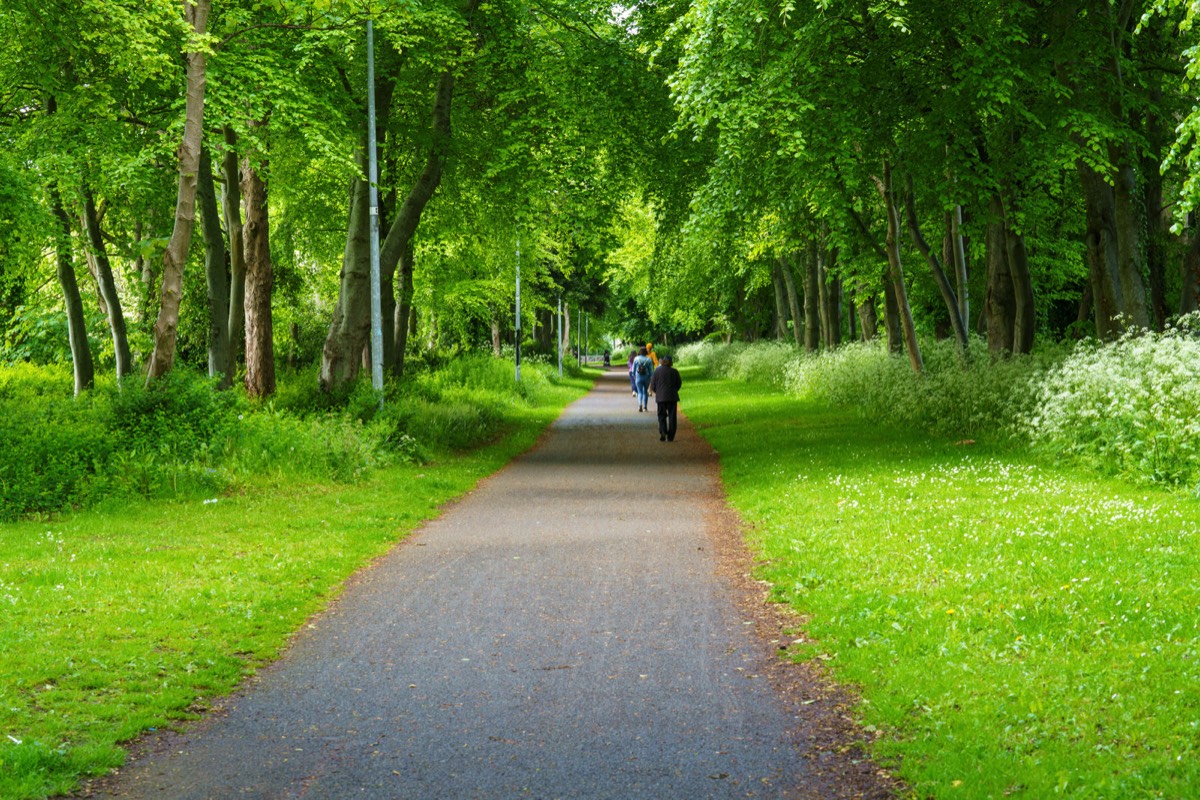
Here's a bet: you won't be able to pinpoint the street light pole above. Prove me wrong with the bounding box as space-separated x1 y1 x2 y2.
366 20 384 401
515 235 521 382
557 294 562 378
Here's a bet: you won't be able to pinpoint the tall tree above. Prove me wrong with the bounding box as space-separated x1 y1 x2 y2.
145 0 213 382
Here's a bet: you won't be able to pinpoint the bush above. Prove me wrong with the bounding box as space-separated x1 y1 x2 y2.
686 327 1200 490
1027 317 1200 488
0 353 578 520
784 337 1063 438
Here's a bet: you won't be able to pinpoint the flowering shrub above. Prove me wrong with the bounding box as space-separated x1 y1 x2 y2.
682 326 1200 490
1027 316 1200 489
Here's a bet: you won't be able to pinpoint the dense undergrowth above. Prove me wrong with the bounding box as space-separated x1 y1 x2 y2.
676 317 1200 494
0 354 582 522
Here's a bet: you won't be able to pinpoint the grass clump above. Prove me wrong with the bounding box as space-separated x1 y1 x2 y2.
681 373 1200 800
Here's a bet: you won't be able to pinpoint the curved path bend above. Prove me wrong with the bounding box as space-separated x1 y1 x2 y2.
89 369 893 800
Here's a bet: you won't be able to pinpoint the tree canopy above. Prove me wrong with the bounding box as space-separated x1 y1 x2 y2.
3 0 1200 391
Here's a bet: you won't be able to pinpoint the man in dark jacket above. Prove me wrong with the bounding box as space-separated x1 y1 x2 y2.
648 355 683 442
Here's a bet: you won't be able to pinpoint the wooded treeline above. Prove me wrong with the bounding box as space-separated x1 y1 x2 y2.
617 0 1200 368
1 0 658 396
5 0 1200 394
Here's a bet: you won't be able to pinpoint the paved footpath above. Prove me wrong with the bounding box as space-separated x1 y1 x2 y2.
92 370 825 799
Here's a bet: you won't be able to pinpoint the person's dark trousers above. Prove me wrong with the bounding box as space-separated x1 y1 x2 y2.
657 401 678 441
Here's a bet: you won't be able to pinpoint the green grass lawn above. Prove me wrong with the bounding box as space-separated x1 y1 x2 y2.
681 370 1200 799
0 373 593 800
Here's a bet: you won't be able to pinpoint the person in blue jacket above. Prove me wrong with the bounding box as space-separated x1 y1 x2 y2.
632 346 654 412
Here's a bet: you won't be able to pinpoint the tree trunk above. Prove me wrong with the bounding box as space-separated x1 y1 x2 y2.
81 184 133 379
381 70 457 379
1001 200 1036 355
825 257 842 349
241 152 275 399
856 283 878 342
1109 144 1150 329
221 126 245 379
779 255 804 348
491 314 502 356
1180 227 1200 315
881 276 902 353
145 0 211 383
984 194 1016 358
135 219 151 313
562 305 571 358
816 249 830 348
874 162 922 373
950 204 970 327
770 260 790 340
904 176 968 357
320 152 372 390
50 186 94 396
847 286 858 341
1144 130 1169 329
392 242 415 377
803 245 820 352
1078 160 1125 339
197 148 232 388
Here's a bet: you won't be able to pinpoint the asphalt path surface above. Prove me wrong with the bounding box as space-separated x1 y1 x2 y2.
91 369 823 799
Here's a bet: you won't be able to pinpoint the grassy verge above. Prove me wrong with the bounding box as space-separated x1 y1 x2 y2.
0 371 594 800
681 370 1200 799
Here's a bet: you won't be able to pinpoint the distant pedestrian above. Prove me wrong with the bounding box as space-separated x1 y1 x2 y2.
627 350 638 396
649 355 682 442
632 346 654 412
647 343 659 368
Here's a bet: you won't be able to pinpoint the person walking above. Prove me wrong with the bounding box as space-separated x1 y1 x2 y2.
649 354 682 441
627 349 638 397
632 346 654 412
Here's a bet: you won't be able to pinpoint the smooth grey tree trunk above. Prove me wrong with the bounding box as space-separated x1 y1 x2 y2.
81 185 133 379
1001 203 1036 355
770 260 790 340
875 163 922 373
381 70 457 379
949 205 970 327
221 126 245 380
904 178 969 357
779 255 804 348
320 152 372 390
197 149 232 388
146 0 211 382
50 186 95 396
